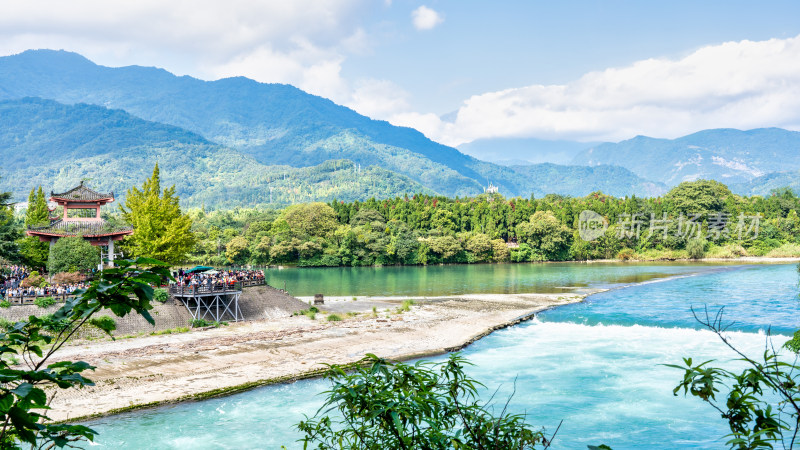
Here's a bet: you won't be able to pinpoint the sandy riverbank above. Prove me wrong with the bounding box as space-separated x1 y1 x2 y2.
45 291 593 422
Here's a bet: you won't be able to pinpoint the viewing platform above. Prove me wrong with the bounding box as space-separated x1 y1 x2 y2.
168 280 266 323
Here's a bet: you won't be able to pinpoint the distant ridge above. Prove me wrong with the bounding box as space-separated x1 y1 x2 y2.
0 50 672 200
571 128 800 185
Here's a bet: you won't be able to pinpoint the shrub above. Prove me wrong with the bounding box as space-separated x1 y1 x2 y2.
153 288 169 303
34 296 56 308
51 271 85 285
617 248 635 261
191 318 214 328
686 238 707 260
0 318 14 330
21 274 45 288
88 315 117 335
705 243 747 259
0 301 10 309
327 314 342 322
766 242 800 258
297 354 547 448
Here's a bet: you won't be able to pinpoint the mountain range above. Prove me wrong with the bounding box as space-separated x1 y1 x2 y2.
0 49 797 206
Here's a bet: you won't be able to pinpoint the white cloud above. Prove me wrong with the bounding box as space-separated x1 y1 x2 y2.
0 1 367 95
411 6 443 31
0 0 418 122
391 34 800 146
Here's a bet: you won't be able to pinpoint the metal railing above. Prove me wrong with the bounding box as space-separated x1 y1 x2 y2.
168 279 266 296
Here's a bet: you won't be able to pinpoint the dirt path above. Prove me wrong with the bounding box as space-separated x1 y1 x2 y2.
47 292 590 422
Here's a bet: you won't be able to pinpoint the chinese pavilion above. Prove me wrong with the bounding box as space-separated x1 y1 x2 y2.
26 182 133 267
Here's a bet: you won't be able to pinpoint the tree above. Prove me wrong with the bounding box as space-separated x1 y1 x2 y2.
278 203 338 238
48 236 100 273
516 211 572 260
666 180 732 215
120 164 195 264
0 192 18 263
465 233 493 262
19 186 50 268
0 258 170 448
297 354 548 449
225 236 250 265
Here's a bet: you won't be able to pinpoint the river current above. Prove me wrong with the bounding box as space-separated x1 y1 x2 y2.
84 262 799 449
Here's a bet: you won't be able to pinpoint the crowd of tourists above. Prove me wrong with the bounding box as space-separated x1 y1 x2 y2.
1 264 90 300
1 264 29 299
175 268 265 288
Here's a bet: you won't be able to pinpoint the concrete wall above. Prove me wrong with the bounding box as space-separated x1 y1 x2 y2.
0 285 305 338
0 300 193 338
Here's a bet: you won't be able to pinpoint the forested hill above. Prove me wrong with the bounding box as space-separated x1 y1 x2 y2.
0 49 486 196
0 98 432 208
571 128 800 185
0 49 665 199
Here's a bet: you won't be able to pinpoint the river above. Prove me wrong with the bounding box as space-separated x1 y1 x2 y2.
83 262 799 449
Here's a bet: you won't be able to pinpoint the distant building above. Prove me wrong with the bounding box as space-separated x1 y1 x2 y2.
484 183 499 194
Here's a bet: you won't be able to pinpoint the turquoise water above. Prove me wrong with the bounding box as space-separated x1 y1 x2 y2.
265 261 736 297
84 262 800 449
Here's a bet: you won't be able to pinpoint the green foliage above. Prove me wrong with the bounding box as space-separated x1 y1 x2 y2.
189 318 228 328
0 257 170 448
18 186 50 268
666 180 732 215
88 315 116 336
153 288 169 303
0 180 19 262
0 301 10 309
33 296 56 308
326 314 342 322
292 308 319 320
47 236 100 274
686 238 707 260
398 299 415 313
296 354 547 449
120 163 195 264
182 185 800 267
668 308 800 449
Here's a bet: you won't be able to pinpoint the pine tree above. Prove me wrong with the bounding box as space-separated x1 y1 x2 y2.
120 164 195 264
0 185 19 262
19 186 49 268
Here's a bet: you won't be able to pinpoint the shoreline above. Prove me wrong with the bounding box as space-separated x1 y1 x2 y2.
49 291 596 423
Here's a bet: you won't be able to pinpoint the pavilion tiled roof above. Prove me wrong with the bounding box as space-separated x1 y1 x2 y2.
27 219 133 237
51 182 114 201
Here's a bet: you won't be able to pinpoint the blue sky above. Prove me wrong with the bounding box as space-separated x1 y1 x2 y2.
2 0 800 145
350 1 800 112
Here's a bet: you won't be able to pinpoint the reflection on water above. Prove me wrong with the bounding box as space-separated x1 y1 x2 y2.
264 261 744 297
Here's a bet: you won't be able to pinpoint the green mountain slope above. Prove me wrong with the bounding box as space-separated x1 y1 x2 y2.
0 50 486 196
571 128 800 185
508 164 666 198
730 171 800 197
0 98 432 207
0 50 672 200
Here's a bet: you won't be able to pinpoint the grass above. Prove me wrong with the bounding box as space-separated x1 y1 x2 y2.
632 249 689 261
396 299 416 313
151 326 191 336
326 314 342 322
190 318 229 328
293 306 320 320
706 243 748 258
765 242 800 257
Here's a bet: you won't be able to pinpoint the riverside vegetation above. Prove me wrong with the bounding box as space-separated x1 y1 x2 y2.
188 180 800 268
